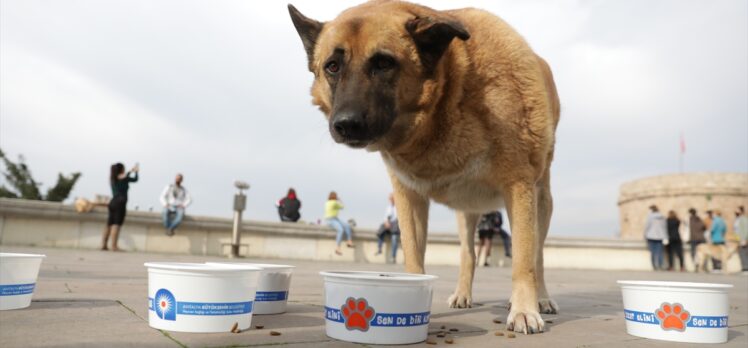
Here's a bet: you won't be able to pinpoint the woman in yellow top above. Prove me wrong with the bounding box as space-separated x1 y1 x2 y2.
325 191 354 255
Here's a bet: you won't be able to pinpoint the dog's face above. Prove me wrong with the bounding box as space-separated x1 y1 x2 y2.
288 2 469 150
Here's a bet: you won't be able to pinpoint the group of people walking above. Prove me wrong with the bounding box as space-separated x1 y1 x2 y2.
644 204 748 273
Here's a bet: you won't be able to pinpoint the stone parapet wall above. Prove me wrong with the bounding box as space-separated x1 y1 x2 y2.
1 198 742 272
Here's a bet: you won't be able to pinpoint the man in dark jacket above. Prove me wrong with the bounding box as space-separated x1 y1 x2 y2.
688 208 706 262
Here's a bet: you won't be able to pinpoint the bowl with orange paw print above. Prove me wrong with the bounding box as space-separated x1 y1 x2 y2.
618 280 733 344
321 271 437 344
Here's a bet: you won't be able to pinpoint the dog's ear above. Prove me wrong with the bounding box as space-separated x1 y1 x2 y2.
288 4 325 72
406 15 470 73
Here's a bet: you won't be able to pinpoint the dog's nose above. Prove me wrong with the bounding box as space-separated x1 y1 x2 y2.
333 112 366 139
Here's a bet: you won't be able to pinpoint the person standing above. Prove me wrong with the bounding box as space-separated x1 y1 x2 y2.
277 188 301 222
710 210 727 271
703 210 714 236
665 211 685 271
475 210 511 267
644 205 668 270
475 211 497 267
687 208 707 262
375 194 400 263
733 206 748 274
102 162 138 251
325 191 353 255
159 173 192 236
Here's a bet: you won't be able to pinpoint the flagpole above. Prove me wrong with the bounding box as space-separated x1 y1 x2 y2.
679 151 683 173
679 132 685 173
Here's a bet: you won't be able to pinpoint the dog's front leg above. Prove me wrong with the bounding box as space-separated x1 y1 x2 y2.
448 211 480 308
505 180 544 334
389 172 430 274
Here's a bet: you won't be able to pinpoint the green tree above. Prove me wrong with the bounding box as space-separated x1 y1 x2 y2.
0 148 81 202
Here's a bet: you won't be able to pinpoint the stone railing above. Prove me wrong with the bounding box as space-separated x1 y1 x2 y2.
0 198 741 272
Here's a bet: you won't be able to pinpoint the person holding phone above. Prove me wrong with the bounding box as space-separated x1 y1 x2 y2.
101 162 139 251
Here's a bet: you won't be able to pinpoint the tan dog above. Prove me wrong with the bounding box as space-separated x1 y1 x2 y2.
289 0 559 334
694 241 739 273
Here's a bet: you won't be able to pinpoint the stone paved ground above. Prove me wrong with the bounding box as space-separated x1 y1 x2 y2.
1 246 746 348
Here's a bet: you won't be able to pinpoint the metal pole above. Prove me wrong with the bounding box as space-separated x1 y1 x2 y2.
230 182 248 258
231 209 242 258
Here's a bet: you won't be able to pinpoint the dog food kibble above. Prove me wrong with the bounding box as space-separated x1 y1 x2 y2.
436 333 446 338
270 331 281 336
492 318 502 324
230 322 238 333
495 331 504 336
507 333 516 338
546 320 553 324
426 339 437 345
440 325 446 329
449 328 458 332
255 325 264 329
445 338 454 344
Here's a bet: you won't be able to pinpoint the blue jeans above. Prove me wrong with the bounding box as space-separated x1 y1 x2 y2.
498 229 512 258
377 222 400 260
647 239 664 270
163 207 184 230
327 217 352 246
390 232 400 260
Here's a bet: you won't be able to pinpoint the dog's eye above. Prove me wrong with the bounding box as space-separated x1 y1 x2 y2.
370 55 396 73
325 61 340 74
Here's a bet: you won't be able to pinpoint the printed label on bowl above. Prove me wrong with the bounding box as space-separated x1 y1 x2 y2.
0 283 36 296
325 296 430 330
624 302 728 330
255 291 288 302
148 288 253 321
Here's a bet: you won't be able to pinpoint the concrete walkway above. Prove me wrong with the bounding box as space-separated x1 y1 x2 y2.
1 246 746 348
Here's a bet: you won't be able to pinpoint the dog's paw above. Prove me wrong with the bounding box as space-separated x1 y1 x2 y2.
447 292 472 308
538 298 559 314
507 309 545 334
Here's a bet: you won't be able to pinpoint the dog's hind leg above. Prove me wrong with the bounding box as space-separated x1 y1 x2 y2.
389 172 430 274
536 168 558 314
448 211 480 308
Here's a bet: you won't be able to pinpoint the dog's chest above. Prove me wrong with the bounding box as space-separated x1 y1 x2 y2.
383 155 504 213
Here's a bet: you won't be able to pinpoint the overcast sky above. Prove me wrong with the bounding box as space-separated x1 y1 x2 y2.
1 0 746 237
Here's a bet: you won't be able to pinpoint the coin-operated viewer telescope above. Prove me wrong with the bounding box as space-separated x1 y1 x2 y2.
230 180 250 258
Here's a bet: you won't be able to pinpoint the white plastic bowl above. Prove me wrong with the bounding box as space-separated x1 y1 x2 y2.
321 271 437 345
0 253 46 310
206 262 294 315
144 262 261 333
618 280 733 344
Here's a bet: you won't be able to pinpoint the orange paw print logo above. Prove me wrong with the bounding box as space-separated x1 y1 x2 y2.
341 297 375 332
655 302 690 331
